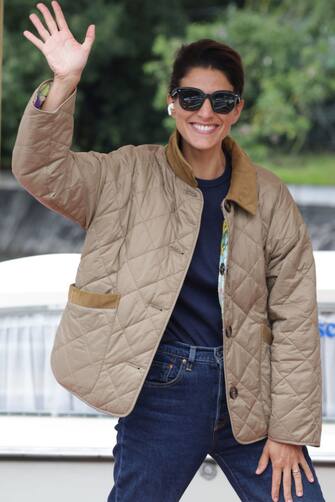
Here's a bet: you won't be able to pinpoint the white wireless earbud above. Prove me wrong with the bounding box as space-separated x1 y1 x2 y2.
167 103 175 116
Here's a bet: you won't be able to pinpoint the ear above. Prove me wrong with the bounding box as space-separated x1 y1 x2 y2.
167 95 174 106
166 94 176 117
230 98 244 125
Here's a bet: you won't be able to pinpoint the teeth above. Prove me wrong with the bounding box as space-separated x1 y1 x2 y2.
192 123 217 132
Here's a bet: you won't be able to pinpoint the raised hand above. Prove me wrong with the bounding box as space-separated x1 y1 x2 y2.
23 1 95 83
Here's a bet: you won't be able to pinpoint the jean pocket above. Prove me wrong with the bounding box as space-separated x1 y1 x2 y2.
143 350 187 388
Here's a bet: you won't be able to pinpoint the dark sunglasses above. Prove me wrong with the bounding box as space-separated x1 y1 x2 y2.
170 87 241 114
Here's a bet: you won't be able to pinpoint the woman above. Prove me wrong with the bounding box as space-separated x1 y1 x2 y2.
13 2 325 501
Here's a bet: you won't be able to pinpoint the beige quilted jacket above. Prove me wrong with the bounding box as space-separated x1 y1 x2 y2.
12 80 322 447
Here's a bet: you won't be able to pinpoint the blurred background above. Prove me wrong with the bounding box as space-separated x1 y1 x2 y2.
1 0 335 260
0 1 334 501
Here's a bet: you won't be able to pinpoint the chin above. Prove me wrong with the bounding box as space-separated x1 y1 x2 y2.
181 129 225 151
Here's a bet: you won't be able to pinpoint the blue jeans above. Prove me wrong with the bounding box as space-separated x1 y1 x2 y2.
108 340 325 501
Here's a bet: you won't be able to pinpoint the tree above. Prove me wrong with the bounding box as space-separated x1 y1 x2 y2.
3 0 239 169
145 2 335 159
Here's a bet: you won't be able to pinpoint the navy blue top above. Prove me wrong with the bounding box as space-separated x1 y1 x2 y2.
162 151 232 347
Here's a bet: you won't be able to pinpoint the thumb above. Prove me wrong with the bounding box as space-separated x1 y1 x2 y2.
255 449 269 474
82 24 95 52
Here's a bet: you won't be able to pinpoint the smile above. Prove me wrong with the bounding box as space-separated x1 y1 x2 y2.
189 123 219 134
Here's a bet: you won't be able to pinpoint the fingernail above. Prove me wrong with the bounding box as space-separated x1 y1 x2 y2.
309 476 314 482
255 468 260 474
297 492 303 496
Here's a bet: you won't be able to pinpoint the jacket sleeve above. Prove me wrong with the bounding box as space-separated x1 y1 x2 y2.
265 182 322 447
11 79 107 230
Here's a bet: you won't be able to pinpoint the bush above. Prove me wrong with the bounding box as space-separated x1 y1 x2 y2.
144 1 335 160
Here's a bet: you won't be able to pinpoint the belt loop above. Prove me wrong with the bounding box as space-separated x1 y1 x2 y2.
186 346 196 371
215 346 223 363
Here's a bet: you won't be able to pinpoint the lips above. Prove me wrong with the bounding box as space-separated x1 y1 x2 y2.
189 122 219 134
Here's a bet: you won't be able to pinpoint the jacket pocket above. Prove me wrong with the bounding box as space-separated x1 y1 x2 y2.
68 283 121 309
50 283 121 397
259 324 272 422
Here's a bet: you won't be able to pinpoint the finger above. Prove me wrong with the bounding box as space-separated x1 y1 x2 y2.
283 467 293 502
51 0 70 31
292 466 303 497
299 455 315 483
271 467 282 502
82 25 95 52
23 30 44 51
29 13 50 42
255 445 270 474
36 3 59 34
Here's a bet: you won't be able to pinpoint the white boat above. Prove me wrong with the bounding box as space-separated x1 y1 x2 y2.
0 252 334 501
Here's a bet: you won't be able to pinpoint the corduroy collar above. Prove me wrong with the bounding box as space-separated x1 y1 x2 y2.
165 128 257 215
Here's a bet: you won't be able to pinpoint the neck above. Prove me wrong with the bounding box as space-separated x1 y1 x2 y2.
181 139 226 180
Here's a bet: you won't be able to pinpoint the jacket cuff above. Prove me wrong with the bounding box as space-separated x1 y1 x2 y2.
29 78 77 116
267 435 321 448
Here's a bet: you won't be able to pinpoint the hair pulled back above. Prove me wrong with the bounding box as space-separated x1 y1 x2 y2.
169 39 244 97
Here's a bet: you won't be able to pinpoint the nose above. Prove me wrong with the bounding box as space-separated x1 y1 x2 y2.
197 97 214 118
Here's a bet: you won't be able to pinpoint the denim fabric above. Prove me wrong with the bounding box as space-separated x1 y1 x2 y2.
108 340 325 502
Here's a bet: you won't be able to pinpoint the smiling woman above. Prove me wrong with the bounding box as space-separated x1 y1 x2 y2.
168 67 243 179
167 40 244 180
11 4 325 502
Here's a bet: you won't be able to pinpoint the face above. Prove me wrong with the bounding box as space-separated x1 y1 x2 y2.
167 66 244 153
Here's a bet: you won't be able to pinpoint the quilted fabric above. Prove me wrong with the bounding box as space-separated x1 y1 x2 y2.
11 79 322 447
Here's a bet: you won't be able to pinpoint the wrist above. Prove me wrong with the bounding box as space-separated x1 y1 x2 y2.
38 76 79 112
53 74 81 91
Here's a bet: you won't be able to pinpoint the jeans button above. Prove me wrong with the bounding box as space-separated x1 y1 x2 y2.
229 386 238 399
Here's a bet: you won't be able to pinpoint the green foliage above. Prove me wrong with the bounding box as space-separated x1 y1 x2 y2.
144 2 335 161
2 0 188 168
265 153 335 185
2 0 335 172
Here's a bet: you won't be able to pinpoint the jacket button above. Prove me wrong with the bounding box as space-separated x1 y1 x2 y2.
219 262 225 275
224 200 231 212
229 386 238 399
225 325 232 338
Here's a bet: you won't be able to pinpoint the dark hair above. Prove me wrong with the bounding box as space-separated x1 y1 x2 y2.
169 38 244 97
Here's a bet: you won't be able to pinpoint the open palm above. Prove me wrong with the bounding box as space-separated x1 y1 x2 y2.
23 1 95 81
